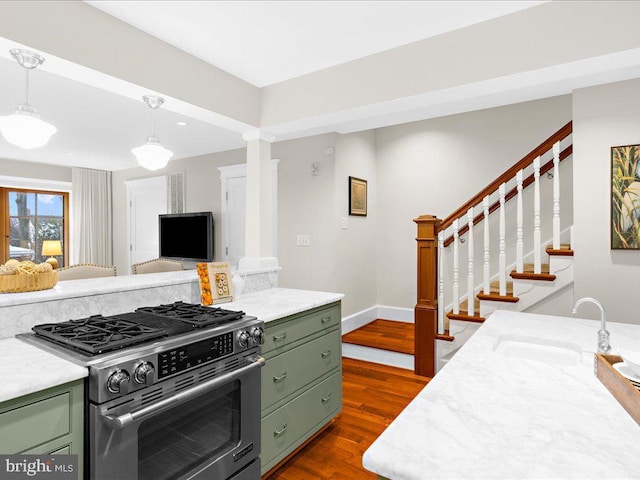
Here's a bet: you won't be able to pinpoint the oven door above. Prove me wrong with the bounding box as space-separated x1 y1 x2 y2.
90 354 264 480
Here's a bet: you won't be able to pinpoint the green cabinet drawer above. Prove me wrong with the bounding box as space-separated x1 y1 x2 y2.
262 329 341 412
261 370 341 474
50 445 71 455
263 303 340 356
0 391 71 454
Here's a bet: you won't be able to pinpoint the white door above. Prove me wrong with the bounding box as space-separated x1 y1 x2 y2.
226 176 246 269
127 176 167 269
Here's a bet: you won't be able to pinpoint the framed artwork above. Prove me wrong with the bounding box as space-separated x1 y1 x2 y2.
349 176 367 216
612 144 640 249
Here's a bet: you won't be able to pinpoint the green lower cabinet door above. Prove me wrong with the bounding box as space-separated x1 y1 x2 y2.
261 370 342 474
262 329 341 412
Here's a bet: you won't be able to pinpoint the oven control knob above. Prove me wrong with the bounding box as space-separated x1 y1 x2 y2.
106 369 130 394
133 362 155 385
237 330 251 348
250 326 265 345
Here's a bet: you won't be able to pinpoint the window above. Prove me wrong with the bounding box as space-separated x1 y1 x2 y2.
0 188 69 267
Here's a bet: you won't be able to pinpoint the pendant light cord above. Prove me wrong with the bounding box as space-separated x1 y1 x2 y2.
24 68 30 105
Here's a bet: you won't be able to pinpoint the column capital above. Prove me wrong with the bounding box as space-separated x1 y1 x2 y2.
242 129 276 143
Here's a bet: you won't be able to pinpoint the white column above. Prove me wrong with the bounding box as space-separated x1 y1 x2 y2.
553 141 561 250
239 129 279 270
453 219 460 315
467 207 474 316
533 156 542 274
499 183 506 296
516 169 524 274
438 231 444 334
483 196 490 295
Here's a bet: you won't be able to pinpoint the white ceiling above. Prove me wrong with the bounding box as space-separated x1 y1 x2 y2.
85 0 545 88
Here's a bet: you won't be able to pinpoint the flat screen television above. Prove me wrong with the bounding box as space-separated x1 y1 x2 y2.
159 212 214 262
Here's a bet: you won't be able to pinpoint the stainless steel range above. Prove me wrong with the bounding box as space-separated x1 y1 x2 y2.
18 301 265 480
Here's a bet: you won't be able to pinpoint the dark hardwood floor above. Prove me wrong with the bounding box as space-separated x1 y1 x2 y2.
341 319 414 355
267 358 429 479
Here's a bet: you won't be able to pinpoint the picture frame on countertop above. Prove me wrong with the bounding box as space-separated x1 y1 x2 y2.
349 176 367 216
611 144 640 249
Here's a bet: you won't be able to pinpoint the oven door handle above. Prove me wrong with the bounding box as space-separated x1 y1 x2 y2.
103 355 265 430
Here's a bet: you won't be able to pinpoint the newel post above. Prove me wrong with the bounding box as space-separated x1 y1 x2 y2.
414 214 441 377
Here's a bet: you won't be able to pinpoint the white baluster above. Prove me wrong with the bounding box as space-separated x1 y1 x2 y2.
570 225 574 251
553 141 561 250
483 196 490 295
467 207 474 317
533 156 542 274
516 169 524 274
499 183 506 297
453 219 460 315
438 231 444 334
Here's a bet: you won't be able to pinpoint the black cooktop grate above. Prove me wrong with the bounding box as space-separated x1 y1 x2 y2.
136 301 245 327
32 315 167 354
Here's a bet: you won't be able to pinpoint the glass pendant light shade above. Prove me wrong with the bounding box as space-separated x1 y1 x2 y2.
0 105 57 149
0 49 57 150
133 95 173 171
131 135 173 171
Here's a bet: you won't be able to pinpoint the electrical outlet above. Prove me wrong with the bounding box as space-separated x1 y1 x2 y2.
297 234 311 246
341 217 348 229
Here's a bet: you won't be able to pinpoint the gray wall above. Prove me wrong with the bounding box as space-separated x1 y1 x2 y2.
0 158 72 183
375 95 573 309
573 78 640 323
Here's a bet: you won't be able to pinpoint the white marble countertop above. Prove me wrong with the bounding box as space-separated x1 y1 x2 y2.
222 288 344 323
0 270 198 308
363 310 640 479
0 338 88 404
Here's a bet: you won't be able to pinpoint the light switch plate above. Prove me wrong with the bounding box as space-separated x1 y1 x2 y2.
341 217 348 229
297 234 311 246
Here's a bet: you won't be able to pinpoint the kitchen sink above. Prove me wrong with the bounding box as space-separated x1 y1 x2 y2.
492 334 582 366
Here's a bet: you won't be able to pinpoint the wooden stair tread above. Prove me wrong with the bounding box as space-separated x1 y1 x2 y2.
342 319 414 355
510 263 556 281
436 330 455 342
476 292 519 303
546 244 574 256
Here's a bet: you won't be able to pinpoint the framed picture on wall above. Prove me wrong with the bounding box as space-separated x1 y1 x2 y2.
611 144 640 249
349 176 367 216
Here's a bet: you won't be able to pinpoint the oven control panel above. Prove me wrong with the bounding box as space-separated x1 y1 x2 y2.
157 332 234 379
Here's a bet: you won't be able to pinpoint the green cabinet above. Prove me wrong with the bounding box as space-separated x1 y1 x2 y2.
0 379 84 478
260 302 342 475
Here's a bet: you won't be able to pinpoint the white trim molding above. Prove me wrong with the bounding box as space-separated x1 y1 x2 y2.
242 129 276 143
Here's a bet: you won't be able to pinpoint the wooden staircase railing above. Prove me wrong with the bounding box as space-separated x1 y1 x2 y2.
414 121 573 377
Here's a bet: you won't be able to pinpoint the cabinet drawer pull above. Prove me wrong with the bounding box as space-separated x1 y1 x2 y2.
321 392 332 404
321 350 331 358
273 424 288 437
273 371 288 383
273 332 287 341
320 316 331 324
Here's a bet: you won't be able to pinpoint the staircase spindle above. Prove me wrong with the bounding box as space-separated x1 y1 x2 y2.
516 169 524 273
483 196 490 295
533 156 542 274
467 207 474 316
553 141 561 250
438 231 444 334
499 183 506 296
453 219 460 315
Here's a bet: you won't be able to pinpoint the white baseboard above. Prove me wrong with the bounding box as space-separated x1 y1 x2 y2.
341 305 414 334
342 343 413 370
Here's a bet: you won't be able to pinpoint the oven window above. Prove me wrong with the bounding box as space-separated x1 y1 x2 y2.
138 380 240 480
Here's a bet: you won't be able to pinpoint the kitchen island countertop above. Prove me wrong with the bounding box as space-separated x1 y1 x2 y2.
363 310 640 479
0 337 88 403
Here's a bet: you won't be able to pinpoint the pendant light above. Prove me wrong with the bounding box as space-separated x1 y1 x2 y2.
0 49 57 149
131 95 173 171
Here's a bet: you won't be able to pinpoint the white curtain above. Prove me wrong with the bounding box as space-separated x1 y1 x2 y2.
71 168 113 265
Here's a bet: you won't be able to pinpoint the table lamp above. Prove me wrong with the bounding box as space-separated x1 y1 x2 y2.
41 240 62 269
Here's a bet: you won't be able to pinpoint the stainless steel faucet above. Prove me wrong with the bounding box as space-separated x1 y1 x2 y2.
572 297 611 354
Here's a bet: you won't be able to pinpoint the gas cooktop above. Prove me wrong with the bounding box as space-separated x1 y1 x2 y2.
30 302 246 356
